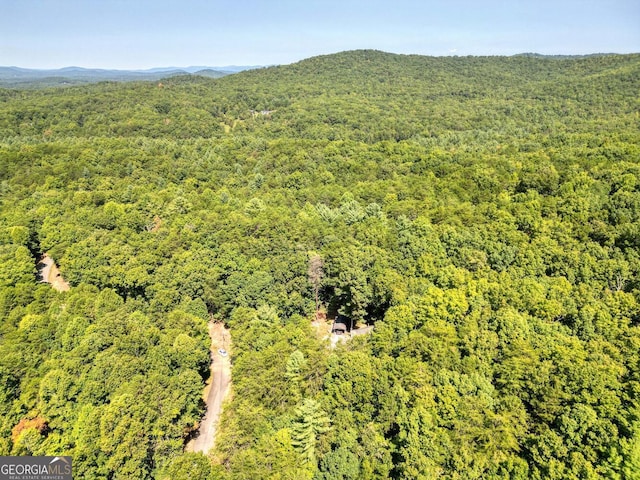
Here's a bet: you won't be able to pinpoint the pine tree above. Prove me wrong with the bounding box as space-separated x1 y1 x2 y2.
308 254 324 320
291 398 331 464
285 350 307 403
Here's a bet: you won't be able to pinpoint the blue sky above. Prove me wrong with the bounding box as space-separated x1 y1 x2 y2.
1 0 639 69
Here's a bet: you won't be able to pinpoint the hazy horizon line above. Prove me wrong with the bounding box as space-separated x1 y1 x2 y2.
3 48 638 71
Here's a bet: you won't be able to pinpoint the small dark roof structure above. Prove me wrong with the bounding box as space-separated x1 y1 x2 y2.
332 322 348 335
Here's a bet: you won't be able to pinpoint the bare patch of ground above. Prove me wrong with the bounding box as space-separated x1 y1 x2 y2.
37 254 70 292
312 315 374 349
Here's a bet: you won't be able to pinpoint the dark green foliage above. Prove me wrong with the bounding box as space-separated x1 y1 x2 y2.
0 50 639 478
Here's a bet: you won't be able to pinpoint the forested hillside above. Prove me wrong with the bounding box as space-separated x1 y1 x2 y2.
0 66 232 88
1 50 639 479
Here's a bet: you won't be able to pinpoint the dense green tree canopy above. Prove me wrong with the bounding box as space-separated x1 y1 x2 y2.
1 50 639 478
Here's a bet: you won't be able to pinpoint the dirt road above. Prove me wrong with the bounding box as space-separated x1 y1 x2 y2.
37 254 70 292
186 322 232 454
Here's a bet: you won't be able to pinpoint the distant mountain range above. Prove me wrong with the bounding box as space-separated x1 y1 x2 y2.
1 53 620 89
0 65 263 88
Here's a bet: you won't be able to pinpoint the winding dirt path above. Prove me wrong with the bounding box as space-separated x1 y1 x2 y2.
186 322 232 454
37 254 70 292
